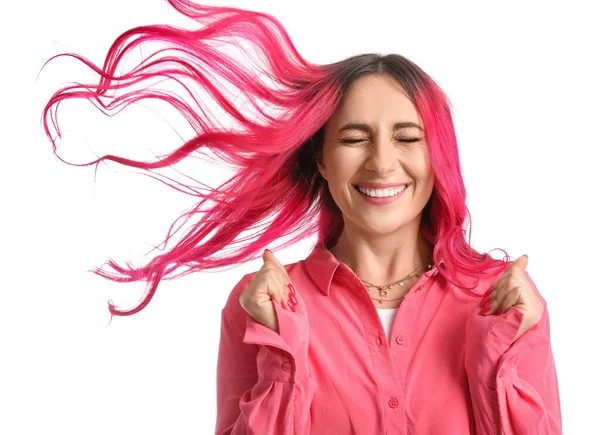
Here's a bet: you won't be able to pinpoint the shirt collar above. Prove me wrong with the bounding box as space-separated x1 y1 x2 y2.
303 244 443 296
303 245 341 296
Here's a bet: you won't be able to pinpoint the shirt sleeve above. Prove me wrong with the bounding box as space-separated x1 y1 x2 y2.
465 270 563 435
215 274 318 435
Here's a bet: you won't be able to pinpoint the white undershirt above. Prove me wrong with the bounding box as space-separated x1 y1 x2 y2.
376 307 399 345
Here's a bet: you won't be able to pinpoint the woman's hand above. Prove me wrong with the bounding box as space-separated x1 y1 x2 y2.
479 255 544 343
239 249 298 334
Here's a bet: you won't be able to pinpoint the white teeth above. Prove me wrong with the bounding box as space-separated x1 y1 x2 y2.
357 184 407 198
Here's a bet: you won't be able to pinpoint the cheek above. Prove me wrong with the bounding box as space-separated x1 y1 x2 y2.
407 151 433 180
326 151 359 182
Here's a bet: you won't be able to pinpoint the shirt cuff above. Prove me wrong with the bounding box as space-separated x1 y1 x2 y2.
490 306 526 353
481 307 524 385
466 306 525 388
243 299 311 381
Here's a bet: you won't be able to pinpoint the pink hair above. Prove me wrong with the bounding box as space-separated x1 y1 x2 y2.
40 0 511 320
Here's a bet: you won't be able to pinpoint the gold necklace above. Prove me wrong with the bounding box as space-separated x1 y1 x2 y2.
360 256 433 305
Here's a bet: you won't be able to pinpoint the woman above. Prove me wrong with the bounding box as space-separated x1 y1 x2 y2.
41 1 562 434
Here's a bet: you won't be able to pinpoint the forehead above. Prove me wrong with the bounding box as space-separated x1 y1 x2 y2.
327 73 423 129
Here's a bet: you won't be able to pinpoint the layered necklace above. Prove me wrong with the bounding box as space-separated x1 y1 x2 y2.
359 255 434 305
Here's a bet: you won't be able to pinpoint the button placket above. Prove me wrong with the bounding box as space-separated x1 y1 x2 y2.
341 269 416 432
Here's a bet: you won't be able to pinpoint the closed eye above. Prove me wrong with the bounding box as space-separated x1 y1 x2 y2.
341 138 421 144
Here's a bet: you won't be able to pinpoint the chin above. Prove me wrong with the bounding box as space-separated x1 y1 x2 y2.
361 219 409 235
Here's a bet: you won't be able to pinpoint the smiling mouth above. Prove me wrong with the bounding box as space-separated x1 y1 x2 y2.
352 183 410 198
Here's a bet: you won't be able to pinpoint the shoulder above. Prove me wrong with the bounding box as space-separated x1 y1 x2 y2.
449 256 545 304
444 257 510 297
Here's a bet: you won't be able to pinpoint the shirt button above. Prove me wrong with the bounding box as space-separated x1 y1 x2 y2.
395 336 405 345
499 368 505 378
282 362 292 371
388 397 399 408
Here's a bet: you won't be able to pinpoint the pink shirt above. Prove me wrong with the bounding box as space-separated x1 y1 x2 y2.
216 245 562 434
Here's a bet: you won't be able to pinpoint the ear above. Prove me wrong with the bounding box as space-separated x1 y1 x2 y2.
316 153 328 181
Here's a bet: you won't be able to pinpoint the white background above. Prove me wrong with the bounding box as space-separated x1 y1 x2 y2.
1 0 598 433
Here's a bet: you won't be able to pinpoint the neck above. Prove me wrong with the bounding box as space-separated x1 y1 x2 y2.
330 222 433 286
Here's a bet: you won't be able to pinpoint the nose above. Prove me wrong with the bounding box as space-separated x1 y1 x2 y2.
363 139 399 176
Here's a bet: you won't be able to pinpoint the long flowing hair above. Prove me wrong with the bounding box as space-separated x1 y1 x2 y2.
41 0 510 319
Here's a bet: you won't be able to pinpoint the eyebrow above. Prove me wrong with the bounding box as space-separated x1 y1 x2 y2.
337 122 424 134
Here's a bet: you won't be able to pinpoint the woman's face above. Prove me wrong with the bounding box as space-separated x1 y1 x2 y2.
317 73 435 237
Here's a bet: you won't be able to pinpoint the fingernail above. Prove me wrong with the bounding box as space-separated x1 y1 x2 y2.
479 305 491 315
287 300 296 312
289 294 297 305
479 293 493 307
281 301 288 311
287 283 296 295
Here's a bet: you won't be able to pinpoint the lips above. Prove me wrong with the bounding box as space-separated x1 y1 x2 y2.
353 182 411 190
353 182 409 204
